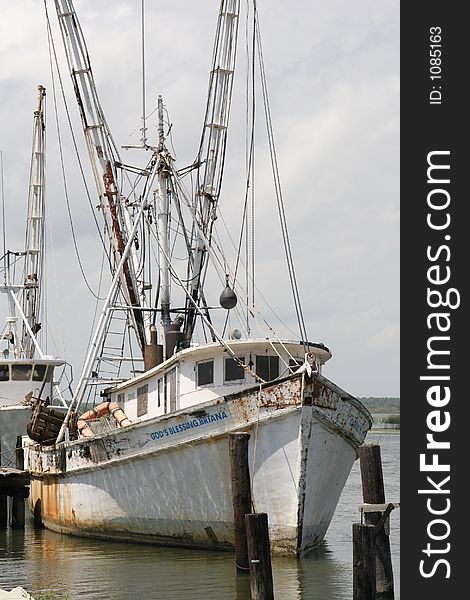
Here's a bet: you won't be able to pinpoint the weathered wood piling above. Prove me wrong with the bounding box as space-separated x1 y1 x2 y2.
0 489 7 528
358 443 395 598
12 436 26 528
0 437 29 529
0 439 6 527
246 513 274 600
228 433 275 599
228 432 252 572
353 522 376 599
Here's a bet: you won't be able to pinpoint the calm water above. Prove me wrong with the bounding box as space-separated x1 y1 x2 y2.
0 432 399 599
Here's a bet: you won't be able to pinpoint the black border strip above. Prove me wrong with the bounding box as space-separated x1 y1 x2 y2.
401 2 466 596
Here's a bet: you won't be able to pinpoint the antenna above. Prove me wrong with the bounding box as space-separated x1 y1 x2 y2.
122 0 149 150
1 150 6 285
141 0 147 147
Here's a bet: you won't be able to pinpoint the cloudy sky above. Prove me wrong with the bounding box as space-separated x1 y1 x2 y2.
0 0 399 398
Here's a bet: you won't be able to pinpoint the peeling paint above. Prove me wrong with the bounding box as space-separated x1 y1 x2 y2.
27 372 371 555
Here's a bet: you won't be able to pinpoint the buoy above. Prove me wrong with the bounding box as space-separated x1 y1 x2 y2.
220 275 237 310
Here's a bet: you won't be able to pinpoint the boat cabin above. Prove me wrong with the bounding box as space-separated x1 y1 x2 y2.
0 358 65 408
105 340 331 422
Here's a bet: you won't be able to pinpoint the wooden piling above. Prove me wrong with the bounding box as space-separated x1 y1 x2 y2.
15 436 25 470
353 523 376 600
12 436 25 529
245 513 274 600
0 494 6 528
228 432 252 572
358 443 394 597
11 492 25 529
0 439 6 528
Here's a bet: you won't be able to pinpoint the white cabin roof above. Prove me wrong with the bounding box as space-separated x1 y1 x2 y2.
108 338 331 394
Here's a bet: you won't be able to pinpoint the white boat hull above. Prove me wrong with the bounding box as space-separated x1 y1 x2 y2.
27 373 371 555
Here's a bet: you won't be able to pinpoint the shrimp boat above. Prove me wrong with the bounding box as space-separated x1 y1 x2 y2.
0 87 66 470
26 0 372 555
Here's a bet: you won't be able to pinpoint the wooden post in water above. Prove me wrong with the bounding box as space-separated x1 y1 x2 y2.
15 436 25 470
0 437 7 528
358 443 394 597
229 432 252 572
245 513 274 600
11 491 25 529
0 494 6 528
353 523 376 599
12 436 25 529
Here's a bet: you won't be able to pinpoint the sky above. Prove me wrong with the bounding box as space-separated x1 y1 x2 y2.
0 0 399 398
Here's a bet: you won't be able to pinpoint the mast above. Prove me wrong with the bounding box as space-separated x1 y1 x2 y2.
0 86 47 360
53 0 150 354
155 96 171 343
21 85 47 359
184 0 240 341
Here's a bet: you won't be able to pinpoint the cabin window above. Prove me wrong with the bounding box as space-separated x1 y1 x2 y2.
137 384 148 417
224 357 245 382
289 358 303 371
197 361 214 386
11 364 33 381
32 364 47 382
0 365 9 381
256 356 279 382
157 378 163 407
117 393 125 405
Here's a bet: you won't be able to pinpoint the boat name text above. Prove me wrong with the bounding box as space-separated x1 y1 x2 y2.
150 410 229 440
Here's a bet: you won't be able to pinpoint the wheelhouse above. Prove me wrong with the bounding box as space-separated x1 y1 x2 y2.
105 339 331 423
0 358 65 408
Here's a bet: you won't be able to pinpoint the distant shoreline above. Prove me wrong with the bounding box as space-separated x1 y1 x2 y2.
359 397 400 431
359 397 400 413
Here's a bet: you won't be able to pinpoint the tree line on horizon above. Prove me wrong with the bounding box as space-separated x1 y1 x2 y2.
359 397 400 411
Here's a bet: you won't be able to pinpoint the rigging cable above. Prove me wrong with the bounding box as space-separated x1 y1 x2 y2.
186 3 240 336
221 0 256 340
249 0 256 325
216 207 300 339
44 0 108 300
152 221 264 383
254 2 309 350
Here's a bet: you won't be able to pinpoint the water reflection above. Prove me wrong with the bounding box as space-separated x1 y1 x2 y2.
1 432 399 599
1 526 352 599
